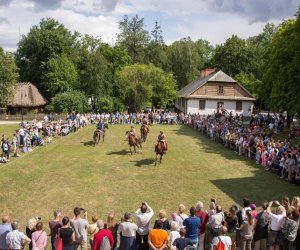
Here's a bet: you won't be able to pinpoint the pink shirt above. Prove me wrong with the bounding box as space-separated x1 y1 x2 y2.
32 230 47 250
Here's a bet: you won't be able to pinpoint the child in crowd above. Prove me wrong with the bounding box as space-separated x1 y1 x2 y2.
172 228 194 250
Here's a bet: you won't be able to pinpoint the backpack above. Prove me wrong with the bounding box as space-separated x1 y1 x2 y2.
100 236 111 250
216 237 225 250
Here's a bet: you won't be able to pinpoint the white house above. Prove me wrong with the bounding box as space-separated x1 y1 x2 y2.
175 69 255 116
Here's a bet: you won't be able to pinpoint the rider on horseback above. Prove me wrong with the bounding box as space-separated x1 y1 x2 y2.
97 120 105 131
141 117 149 133
157 131 168 153
129 126 139 140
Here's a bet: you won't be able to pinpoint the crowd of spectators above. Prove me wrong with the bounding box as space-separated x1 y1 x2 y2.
0 114 91 163
0 196 299 250
191 113 300 186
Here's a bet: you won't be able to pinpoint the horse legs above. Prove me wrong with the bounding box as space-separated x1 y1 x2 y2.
160 154 162 164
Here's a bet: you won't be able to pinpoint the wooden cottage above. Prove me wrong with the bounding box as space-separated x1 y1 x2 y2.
176 69 255 115
7 82 47 114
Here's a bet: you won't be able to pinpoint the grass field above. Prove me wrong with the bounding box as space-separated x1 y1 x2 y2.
0 123 299 230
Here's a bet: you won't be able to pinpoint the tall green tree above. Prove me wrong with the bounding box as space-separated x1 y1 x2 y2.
117 15 150 63
16 18 77 94
167 37 213 89
0 48 19 106
41 54 78 99
145 21 169 70
263 8 300 118
212 35 253 76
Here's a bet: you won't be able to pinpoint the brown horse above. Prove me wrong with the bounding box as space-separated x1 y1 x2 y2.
140 125 149 142
93 129 104 146
126 131 142 154
155 141 164 165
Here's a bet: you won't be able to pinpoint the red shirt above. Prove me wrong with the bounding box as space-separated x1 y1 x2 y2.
92 229 114 250
195 211 208 235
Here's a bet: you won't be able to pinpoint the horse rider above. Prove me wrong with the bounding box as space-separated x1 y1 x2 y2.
141 117 149 133
96 120 105 131
157 130 168 153
129 126 139 140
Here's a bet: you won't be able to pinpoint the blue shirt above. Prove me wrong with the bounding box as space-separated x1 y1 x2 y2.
0 223 12 249
183 216 201 240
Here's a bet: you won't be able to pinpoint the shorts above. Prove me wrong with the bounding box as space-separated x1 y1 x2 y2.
268 230 282 246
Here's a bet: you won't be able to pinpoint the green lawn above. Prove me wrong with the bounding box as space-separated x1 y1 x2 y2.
0 124 298 231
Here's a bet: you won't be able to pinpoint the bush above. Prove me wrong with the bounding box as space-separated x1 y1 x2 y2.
51 91 88 113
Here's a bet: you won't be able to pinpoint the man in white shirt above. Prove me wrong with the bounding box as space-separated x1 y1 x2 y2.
266 201 286 250
134 202 154 250
6 221 31 250
212 226 232 250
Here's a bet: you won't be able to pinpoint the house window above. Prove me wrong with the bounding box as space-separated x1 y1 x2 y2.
236 101 242 111
218 85 224 94
199 100 206 110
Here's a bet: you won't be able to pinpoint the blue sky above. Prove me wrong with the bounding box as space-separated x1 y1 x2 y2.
0 0 298 51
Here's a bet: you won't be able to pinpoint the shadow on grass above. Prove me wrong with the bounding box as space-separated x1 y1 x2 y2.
81 141 95 147
107 149 129 155
130 158 155 167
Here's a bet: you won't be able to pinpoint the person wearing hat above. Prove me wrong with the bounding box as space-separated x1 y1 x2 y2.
118 213 138 250
92 220 114 250
129 126 138 140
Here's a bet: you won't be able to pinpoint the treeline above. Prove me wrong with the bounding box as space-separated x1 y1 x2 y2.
0 6 300 116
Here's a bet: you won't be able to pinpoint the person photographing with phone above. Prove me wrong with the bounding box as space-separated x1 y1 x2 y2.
134 202 154 250
70 207 89 250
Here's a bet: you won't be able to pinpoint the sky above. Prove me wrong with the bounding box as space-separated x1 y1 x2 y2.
0 0 299 51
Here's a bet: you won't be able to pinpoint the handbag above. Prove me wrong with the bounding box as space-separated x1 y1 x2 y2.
55 229 63 250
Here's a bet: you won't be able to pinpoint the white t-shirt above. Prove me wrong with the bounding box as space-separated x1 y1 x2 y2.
175 214 188 229
212 235 232 250
134 206 154 235
118 221 138 237
270 213 286 231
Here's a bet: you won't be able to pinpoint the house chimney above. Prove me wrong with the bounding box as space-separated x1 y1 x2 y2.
200 68 215 78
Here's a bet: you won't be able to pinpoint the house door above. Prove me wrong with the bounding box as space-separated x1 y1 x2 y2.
217 102 224 113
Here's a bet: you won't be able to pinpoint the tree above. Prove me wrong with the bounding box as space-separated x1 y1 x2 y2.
41 54 78 99
16 18 77 93
49 90 88 113
263 10 300 118
212 35 253 76
116 64 177 112
167 37 213 89
117 15 150 63
0 48 19 106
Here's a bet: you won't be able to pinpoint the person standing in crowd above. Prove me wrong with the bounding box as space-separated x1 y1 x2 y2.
253 202 270 250
49 210 62 250
0 215 12 250
6 221 31 250
195 201 208 250
148 220 169 250
92 220 114 250
281 211 299 250
209 205 224 238
26 218 37 250
153 210 170 231
175 204 188 229
224 206 238 250
134 202 154 250
183 207 201 248
107 213 119 250
172 228 194 250
88 215 98 247
70 207 89 250
238 210 254 250
60 216 75 250
168 221 180 250
31 222 47 250
266 201 286 250
211 226 232 250
118 212 138 250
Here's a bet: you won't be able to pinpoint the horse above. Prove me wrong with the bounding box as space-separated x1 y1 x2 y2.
140 125 149 142
93 129 104 146
155 141 165 166
93 124 109 145
126 131 142 154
